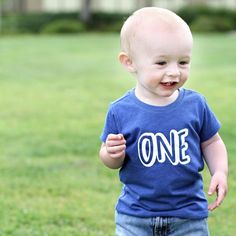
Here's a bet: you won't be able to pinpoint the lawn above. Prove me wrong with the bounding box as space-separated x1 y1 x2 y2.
0 33 235 235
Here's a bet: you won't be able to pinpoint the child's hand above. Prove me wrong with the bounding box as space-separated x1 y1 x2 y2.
105 134 126 159
208 171 228 211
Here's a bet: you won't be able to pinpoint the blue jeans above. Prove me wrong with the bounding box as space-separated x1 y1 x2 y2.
115 211 210 236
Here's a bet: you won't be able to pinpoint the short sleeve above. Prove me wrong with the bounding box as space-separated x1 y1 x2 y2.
100 106 119 142
199 98 221 142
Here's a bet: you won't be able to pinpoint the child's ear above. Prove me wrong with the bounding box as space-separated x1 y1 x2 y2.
118 52 136 73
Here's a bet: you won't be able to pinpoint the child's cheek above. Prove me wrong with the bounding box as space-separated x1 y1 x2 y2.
147 73 162 87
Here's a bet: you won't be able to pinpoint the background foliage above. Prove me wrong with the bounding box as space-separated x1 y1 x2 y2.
1 6 236 34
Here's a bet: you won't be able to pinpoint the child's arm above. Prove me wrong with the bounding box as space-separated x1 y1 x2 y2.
99 134 126 169
201 133 228 211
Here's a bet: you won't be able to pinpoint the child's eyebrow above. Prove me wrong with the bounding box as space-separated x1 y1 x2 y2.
154 55 191 59
153 55 167 59
181 56 191 60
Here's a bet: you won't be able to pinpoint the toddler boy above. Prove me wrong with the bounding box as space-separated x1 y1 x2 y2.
99 7 228 235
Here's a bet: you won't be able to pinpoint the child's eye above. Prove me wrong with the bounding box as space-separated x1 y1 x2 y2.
156 61 166 66
179 61 189 65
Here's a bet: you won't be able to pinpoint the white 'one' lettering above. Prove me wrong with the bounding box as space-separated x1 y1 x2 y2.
137 129 190 167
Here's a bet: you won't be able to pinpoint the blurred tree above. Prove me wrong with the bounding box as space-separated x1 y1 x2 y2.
0 0 4 33
80 0 92 23
17 0 27 13
4 0 27 13
137 0 153 7
0 0 27 13
144 0 153 6
187 0 206 5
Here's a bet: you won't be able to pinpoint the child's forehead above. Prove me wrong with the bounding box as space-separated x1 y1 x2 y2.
134 32 193 59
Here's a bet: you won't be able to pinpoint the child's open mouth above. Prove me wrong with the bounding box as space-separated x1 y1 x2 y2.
160 82 178 87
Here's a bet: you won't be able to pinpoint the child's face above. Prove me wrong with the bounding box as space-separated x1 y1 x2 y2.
130 24 193 102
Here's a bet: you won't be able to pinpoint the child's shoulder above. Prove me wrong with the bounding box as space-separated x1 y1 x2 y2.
183 88 206 102
110 90 134 107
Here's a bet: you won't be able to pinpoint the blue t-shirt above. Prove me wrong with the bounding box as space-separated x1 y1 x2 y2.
100 88 220 219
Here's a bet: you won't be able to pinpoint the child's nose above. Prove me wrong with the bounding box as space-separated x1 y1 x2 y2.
166 64 180 77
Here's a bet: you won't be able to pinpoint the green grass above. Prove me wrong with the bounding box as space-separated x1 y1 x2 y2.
0 33 235 235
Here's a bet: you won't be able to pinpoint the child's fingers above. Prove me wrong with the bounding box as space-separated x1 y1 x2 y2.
208 193 222 211
208 201 218 211
208 172 227 211
107 134 125 141
106 139 126 147
105 134 126 159
107 144 126 159
117 134 124 139
109 150 126 159
208 185 227 211
208 179 217 196
216 185 227 206
106 134 126 148
107 144 126 154
207 178 219 211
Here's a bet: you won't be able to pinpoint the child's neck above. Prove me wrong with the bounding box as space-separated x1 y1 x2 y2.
134 89 179 107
